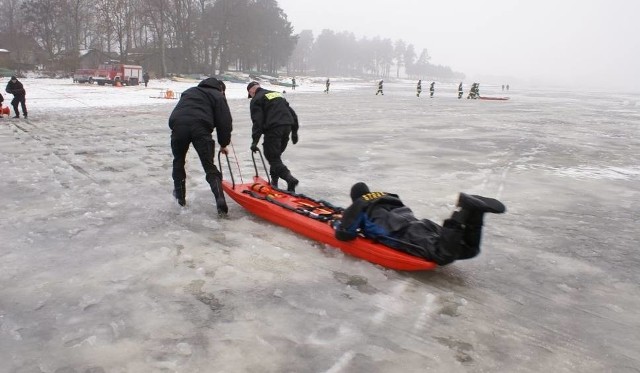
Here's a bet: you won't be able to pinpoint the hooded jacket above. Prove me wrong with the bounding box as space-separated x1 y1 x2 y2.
249 87 298 143
6 79 26 97
168 78 232 147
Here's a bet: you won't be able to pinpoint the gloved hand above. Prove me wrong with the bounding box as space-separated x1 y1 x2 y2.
250 142 259 152
291 133 298 145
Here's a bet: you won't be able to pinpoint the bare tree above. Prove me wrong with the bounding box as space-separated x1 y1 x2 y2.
394 39 406 78
141 0 170 76
21 0 64 61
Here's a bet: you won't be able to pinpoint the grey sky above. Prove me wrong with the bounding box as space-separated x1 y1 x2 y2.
277 0 640 90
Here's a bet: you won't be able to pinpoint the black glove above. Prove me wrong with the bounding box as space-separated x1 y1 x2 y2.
250 142 259 152
291 133 298 145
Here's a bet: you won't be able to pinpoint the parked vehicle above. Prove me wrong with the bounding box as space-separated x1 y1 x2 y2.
73 69 95 83
92 63 143 86
73 63 143 86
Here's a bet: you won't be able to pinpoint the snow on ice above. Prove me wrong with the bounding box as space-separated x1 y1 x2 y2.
0 77 639 372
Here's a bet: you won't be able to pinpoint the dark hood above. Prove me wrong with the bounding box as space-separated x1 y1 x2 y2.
198 77 225 92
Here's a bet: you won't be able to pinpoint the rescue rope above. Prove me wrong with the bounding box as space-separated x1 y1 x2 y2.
229 141 244 184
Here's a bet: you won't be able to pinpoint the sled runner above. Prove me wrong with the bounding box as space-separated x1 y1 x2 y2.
218 150 437 271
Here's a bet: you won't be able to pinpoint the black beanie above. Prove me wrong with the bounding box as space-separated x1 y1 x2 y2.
350 182 370 202
247 81 260 98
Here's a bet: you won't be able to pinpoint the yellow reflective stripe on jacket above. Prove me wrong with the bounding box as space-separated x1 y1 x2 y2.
361 192 387 201
265 92 283 100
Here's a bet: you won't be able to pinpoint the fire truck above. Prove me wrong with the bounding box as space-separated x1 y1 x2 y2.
91 62 143 86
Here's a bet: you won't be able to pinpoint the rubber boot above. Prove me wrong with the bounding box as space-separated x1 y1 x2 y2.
284 174 299 193
211 176 228 215
270 171 279 188
173 179 186 206
457 193 506 214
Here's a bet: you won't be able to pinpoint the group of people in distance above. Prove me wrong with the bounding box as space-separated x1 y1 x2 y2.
168 78 505 267
381 80 492 99
279 78 495 99
415 80 436 97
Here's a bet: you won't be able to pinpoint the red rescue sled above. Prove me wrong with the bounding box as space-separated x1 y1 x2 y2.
219 151 437 271
479 96 510 101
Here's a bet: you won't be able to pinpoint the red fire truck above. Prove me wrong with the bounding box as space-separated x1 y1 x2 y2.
91 62 143 86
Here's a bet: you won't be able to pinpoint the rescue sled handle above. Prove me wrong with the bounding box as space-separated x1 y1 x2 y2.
251 149 271 184
218 148 271 189
217 151 236 188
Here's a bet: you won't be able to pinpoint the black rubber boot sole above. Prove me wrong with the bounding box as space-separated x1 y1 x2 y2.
458 193 506 214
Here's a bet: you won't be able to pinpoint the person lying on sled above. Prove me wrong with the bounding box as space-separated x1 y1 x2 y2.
333 182 506 266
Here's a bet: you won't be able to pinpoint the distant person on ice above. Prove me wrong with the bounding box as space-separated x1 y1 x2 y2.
324 78 330 93
168 77 232 215
458 82 464 99
416 80 422 97
143 72 150 87
376 80 384 95
430 81 435 98
291 77 296 90
247 81 300 192
333 182 506 265
5 76 27 118
468 83 480 99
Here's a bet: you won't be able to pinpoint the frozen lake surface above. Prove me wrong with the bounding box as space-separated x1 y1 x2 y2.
1 78 639 372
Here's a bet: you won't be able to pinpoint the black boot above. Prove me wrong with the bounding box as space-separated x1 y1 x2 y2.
211 176 228 215
457 193 506 214
285 175 299 192
270 172 279 188
173 180 186 206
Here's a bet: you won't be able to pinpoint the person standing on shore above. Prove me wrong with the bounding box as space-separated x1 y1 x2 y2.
5 76 27 118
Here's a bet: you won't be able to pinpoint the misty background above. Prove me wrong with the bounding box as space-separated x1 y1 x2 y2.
1 0 637 91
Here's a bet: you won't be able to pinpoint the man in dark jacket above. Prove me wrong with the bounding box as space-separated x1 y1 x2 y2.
334 182 506 266
143 72 150 87
247 81 300 192
5 76 27 118
169 77 232 215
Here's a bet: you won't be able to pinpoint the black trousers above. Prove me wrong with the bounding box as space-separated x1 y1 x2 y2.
12 96 27 116
385 218 482 266
171 124 223 195
262 126 293 181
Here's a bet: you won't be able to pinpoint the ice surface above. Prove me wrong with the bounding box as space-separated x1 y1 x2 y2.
1 78 639 372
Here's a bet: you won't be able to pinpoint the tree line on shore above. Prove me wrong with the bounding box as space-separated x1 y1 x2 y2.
0 0 463 80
